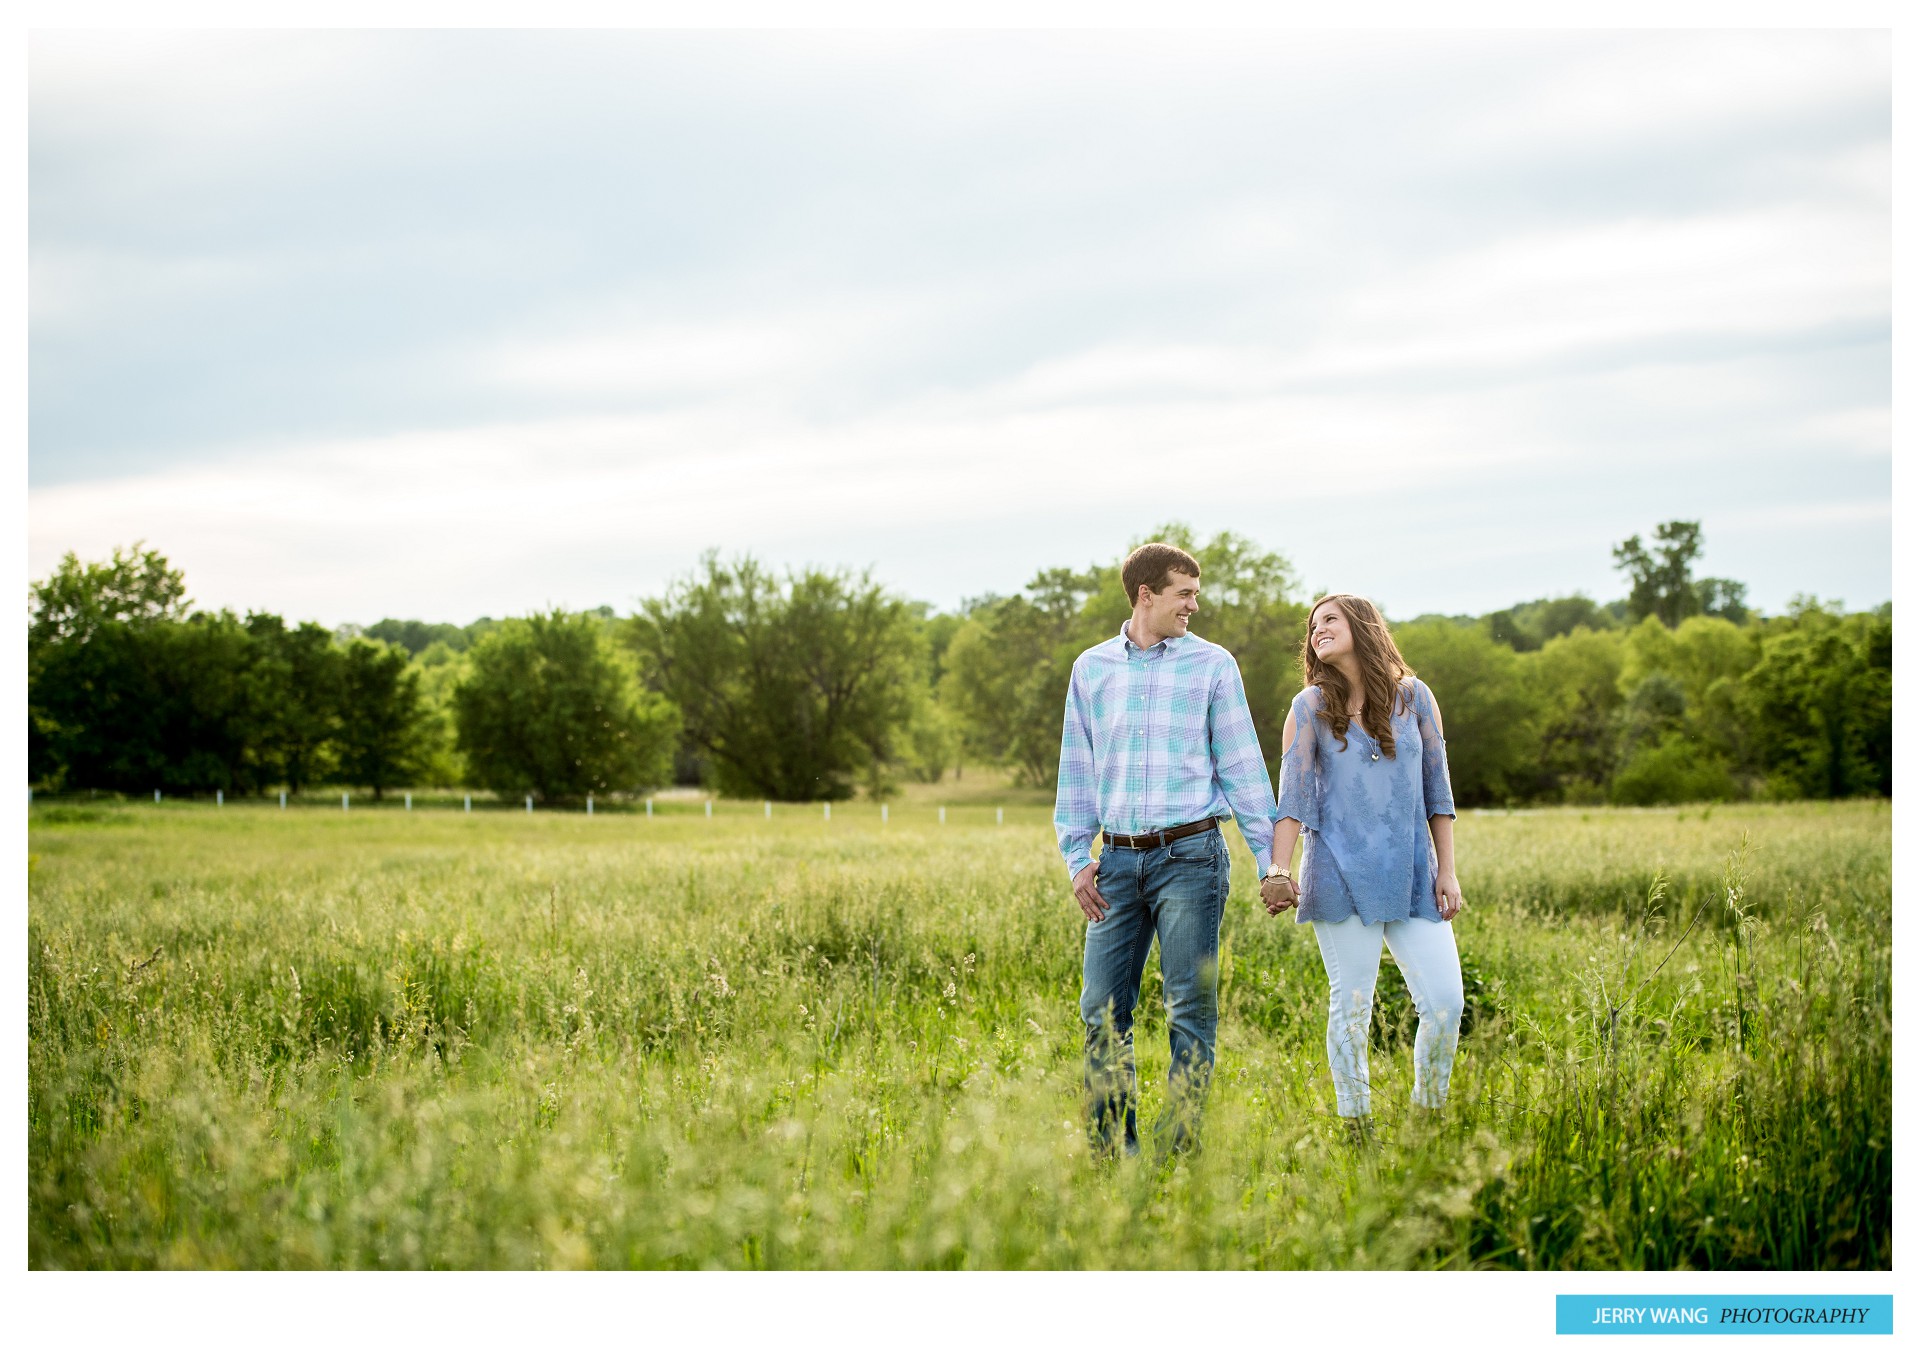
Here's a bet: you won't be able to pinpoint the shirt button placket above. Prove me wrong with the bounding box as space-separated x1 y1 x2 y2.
1129 662 1144 832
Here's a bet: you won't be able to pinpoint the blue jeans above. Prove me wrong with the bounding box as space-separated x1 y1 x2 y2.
1079 825 1230 1154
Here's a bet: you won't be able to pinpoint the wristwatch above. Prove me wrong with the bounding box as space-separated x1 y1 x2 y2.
1265 864 1293 882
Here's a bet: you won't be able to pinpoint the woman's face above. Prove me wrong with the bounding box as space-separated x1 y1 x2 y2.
1309 602 1356 667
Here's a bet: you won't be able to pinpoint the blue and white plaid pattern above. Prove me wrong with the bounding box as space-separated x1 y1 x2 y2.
1055 623 1279 880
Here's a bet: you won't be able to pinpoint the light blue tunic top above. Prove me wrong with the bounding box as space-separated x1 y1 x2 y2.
1275 677 1456 925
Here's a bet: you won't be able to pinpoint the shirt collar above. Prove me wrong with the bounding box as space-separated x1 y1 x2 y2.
1120 619 1184 655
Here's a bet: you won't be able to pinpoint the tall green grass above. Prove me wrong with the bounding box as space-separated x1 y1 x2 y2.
27 799 1889 1269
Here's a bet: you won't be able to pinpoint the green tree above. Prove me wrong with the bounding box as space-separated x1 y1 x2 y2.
29 542 188 652
1618 614 1760 771
1526 625 1626 800
30 620 167 791
1694 577 1751 625
152 615 275 795
410 641 471 787
454 611 678 803
940 575 1101 787
1609 734 1740 806
1612 520 1704 626
335 639 433 799
1487 594 1615 652
1616 670 1688 759
34 612 266 795
1741 602 1890 799
244 614 343 794
1392 619 1541 806
29 544 194 787
900 695 961 784
1607 641 1739 807
364 618 471 655
629 556 922 801
919 608 966 686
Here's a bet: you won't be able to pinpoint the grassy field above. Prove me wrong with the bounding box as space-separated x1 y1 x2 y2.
26 796 1890 1269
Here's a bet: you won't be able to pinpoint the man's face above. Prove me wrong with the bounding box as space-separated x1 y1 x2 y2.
1137 571 1200 643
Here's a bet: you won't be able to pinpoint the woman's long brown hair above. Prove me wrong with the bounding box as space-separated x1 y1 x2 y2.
1299 594 1416 758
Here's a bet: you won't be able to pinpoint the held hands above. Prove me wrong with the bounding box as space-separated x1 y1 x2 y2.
1435 871 1464 921
1260 874 1300 916
1072 861 1108 922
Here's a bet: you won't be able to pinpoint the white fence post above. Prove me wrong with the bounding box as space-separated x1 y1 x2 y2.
216 789 223 807
154 790 161 804
705 800 713 819
881 804 888 825
764 800 771 819
824 802 831 822
342 793 350 812
646 797 653 819
587 794 594 816
996 807 1004 825
939 806 946 825
280 791 287 810
405 792 412 811
464 794 472 813
525 795 533 813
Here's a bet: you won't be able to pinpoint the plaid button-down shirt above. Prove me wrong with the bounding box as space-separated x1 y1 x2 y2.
1054 621 1279 881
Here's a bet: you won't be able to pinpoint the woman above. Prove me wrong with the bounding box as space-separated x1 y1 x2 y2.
1260 593 1465 1130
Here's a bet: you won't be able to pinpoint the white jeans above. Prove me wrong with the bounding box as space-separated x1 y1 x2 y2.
1311 914 1464 1117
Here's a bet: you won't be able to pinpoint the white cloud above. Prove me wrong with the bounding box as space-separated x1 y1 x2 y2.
29 247 271 333
1786 406 1890 455
27 29 1891 623
485 323 819 398
42 331 1878 625
1314 206 1887 377
1439 31 1886 162
475 298 916 400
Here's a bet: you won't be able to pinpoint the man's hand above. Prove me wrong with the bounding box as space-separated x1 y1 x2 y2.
1435 871 1463 921
1073 861 1108 922
1260 875 1300 916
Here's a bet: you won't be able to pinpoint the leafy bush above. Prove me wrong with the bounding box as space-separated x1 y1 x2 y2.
1609 734 1740 806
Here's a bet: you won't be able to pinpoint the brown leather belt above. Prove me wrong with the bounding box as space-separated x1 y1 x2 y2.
1102 817 1220 850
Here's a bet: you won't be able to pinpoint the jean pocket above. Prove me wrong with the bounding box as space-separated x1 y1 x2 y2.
1166 828 1221 863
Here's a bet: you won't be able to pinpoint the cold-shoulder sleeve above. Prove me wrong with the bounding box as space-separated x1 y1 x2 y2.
1275 687 1322 830
1412 679 1456 819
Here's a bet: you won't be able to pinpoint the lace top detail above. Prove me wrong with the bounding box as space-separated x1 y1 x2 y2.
1274 676 1456 925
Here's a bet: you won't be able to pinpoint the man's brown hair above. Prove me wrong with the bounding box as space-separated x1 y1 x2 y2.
1121 543 1202 606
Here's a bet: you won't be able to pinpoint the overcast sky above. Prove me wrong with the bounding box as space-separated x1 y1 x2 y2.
28 28 1890 627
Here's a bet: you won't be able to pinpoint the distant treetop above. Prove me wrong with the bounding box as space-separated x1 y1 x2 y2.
29 542 188 650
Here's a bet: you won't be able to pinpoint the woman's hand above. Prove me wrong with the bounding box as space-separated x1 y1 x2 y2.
1434 871 1463 921
1261 875 1300 916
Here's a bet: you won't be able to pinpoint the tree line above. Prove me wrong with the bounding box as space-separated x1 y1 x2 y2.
27 523 1890 806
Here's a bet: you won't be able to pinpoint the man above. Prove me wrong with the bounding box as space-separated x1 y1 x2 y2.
1055 542 1292 1158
